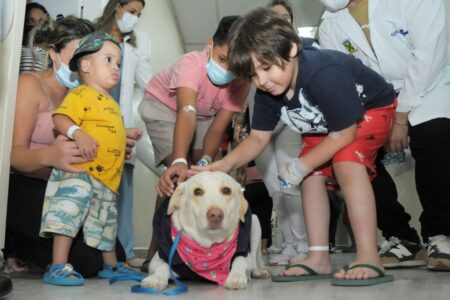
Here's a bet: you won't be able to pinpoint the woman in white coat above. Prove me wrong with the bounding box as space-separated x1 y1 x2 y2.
319 0 450 271
96 0 156 266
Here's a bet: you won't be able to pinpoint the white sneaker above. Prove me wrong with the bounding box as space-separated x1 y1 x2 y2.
426 235 450 271
379 236 426 268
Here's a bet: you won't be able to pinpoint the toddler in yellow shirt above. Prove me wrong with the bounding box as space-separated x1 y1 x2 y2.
40 31 142 286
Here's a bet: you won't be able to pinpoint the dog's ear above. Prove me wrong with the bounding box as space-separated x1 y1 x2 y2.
238 186 249 222
167 182 185 215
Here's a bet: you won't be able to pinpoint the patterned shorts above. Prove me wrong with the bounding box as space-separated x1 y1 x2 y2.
40 169 117 251
301 101 396 181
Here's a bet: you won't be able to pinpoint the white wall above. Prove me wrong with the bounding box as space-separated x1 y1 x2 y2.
0 0 26 249
131 0 184 251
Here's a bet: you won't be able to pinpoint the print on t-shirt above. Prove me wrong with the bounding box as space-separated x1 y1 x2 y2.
280 88 327 134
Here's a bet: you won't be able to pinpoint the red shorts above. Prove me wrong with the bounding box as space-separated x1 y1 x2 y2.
300 100 396 181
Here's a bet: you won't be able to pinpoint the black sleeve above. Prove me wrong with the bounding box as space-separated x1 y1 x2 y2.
308 66 365 132
251 89 283 131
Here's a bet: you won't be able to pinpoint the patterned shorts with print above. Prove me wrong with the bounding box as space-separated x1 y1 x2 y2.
40 169 117 251
301 101 396 181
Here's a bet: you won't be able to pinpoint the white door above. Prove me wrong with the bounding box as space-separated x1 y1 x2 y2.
0 0 26 249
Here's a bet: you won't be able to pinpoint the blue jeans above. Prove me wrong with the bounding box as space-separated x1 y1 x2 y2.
117 163 136 259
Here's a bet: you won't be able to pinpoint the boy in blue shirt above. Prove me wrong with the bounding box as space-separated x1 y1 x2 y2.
192 8 396 286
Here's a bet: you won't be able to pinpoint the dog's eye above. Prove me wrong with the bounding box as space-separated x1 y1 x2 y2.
222 187 231 195
193 188 203 196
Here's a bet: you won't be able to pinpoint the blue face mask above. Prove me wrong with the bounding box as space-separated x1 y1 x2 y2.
54 54 80 89
205 47 236 86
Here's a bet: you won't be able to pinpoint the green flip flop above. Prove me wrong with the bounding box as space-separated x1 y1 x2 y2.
272 263 332 282
331 264 394 286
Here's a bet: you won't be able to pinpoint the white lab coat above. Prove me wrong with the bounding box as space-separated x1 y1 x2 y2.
120 31 162 174
319 0 450 126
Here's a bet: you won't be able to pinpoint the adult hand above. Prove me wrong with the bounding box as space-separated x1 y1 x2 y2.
387 124 409 153
125 127 143 159
48 135 87 173
387 112 409 152
157 162 188 197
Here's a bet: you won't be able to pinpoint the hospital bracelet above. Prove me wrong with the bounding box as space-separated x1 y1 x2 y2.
67 125 81 139
171 158 188 167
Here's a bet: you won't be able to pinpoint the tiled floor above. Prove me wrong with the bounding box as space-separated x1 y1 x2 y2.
4 253 450 300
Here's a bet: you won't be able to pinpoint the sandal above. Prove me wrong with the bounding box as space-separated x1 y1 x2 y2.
97 262 143 280
43 264 84 286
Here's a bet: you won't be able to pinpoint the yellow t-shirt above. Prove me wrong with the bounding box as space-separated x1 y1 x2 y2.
54 85 126 193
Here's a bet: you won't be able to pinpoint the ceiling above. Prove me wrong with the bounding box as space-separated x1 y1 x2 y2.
171 0 325 52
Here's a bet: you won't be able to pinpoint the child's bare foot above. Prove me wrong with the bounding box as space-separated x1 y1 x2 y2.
334 260 385 280
281 253 332 277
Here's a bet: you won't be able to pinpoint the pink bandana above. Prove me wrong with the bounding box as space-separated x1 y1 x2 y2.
171 223 239 285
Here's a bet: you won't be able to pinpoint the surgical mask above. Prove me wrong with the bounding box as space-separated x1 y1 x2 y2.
320 0 350 11
116 7 139 33
54 54 80 89
205 46 236 86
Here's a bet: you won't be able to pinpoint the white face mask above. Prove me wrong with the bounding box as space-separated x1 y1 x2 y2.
116 6 139 33
320 0 350 11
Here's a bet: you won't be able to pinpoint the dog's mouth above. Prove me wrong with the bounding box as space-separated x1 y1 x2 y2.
207 221 223 230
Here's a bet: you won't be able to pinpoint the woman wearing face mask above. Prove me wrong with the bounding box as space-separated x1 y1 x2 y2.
20 2 49 72
4 16 136 278
138 16 250 270
95 0 156 267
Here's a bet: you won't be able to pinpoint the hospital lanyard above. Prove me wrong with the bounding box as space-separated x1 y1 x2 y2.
109 229 188 295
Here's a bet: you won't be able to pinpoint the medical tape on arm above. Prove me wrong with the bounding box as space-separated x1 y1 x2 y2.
180 105 197 115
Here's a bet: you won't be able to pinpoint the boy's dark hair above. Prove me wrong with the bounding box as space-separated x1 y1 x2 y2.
212 16 239 46
227 8 301 79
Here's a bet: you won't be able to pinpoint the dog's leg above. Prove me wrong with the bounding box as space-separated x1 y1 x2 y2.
140 253 170 291
250 215 271 279
224 256 248 289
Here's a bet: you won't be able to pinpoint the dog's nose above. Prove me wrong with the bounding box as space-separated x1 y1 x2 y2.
207 207 224 227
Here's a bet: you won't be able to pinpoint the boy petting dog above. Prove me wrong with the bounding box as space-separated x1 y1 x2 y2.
193 7 396 286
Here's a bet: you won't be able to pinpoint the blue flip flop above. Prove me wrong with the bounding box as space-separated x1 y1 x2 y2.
272 263 332 282
43 263 84 286
331 264 394 286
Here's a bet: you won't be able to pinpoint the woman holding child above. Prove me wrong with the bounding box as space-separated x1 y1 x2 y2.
4 15 138 278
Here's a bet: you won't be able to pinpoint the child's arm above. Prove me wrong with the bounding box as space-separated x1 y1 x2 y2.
280 124 357 184
191 129 272 174
53 114 99 161
200 108 234 164
157 87 198 196
172 87 198 162
124 128 143 159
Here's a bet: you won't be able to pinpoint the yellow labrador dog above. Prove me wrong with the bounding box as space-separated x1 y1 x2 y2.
141 171 270 290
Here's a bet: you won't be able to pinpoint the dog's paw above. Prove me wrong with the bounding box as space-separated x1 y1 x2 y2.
224 271 248 290
140 274 169 291
251 268 272 279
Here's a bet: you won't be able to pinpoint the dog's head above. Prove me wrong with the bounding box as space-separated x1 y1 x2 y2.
167 171 248 247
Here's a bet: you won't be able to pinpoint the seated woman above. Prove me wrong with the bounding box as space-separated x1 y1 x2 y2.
4 16 139 278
